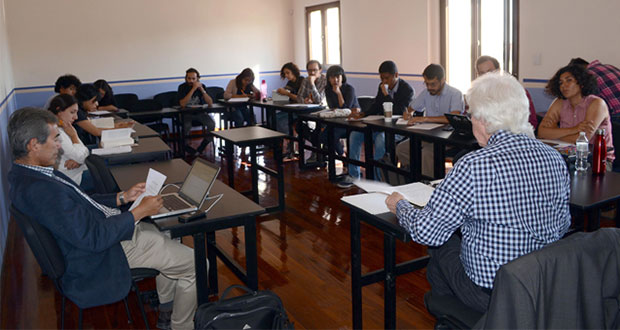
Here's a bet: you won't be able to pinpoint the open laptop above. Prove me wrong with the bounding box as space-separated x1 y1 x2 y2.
151 158 220 219
444 113 474 138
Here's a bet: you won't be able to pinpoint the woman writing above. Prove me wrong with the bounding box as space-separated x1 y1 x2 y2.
94 79 118 111
223 68 260 127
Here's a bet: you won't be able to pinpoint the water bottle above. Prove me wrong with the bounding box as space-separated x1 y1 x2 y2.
575 131 589 172
592 128 606 175
260 80 268 102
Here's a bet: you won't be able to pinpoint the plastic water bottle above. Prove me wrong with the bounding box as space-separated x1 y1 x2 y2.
575 131 589 172
260 80 268 102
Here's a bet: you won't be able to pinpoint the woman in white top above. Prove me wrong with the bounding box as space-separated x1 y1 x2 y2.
48 94 93 190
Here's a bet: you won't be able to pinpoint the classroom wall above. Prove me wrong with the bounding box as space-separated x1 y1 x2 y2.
520 0 620 113
0 0 17 290
5 0 295 107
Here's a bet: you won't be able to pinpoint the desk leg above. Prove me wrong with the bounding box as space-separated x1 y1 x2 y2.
384 234 396 329
244 216 259 290
350 211 363 329
250 145 259 203
616 200 620 228
410 136 422 182
225 141 235 188
364 129 375 180
433 142 446 179
193 232 209 306
586 208 601 232
327 125 336 181
274 140 285 211
206 231 218 295
180 113 187 158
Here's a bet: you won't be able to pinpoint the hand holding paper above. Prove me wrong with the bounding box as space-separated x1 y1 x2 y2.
129 168 167 211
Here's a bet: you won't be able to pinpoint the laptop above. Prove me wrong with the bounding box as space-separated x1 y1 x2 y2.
151 158 220 219
444 113 474 138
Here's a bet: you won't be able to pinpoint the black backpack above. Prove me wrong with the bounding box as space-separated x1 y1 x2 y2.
195 285 294 329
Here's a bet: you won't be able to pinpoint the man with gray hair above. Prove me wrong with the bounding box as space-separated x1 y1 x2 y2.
386 72 571 312
8 107 197 329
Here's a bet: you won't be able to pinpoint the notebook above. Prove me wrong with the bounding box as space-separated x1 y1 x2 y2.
151 158 220 219
444 113 473 138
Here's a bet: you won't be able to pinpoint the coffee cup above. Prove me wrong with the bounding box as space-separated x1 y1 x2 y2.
383 102 393 122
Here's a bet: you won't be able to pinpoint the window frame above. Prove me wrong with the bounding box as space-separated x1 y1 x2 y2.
305 1 342 66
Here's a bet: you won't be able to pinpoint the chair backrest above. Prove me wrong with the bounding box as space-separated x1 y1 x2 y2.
114 93 139 111
154 91 179 108
10 204 66 281
84 154 120 194
358 96 374 113
132 99 163 112
205 86 225 101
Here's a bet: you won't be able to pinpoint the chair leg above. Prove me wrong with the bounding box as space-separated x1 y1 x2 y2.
78 308 83 330
133 282 151 330
123 297 133 324
61 296 65 330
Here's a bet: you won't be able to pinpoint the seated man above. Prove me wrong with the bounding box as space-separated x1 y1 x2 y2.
395 64 463 177
386 72 571 313
178 67 216 155
338 60 414 188
296 59 327 105
8 108 197 330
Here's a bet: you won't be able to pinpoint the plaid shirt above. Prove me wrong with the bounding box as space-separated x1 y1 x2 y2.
16 163 121 218
588 60 620 117
396 130 571 288
297 74 327 105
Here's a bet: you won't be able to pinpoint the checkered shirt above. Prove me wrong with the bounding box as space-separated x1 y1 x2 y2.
396 130 571 288
17 164 121 218
588 60 620 117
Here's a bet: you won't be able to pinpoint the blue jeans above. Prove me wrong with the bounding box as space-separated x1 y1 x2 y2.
348 131 385 179
227 106 255 127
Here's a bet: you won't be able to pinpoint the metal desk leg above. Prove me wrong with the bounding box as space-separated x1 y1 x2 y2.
364 129 375 180
616 200 620 228
586 208 601 232
250 145 259 203
225 141 235 188
384 233 396 329
206 231 218 295
244 216 259 290
274 140 285 210
410 136 422 182
327 125 336 181
433 142 446 179
350 211 363 329
193 232 209 306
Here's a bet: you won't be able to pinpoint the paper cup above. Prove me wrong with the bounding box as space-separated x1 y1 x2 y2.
383 102 393 122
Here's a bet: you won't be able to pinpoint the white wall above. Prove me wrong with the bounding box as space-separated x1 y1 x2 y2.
0 0 13 99
293 0 438 74
5 0 294 87
520 0 620 80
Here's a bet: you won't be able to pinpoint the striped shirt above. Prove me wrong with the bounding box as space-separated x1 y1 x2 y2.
17 164 121 218
588 60 620 117
396 130 571 288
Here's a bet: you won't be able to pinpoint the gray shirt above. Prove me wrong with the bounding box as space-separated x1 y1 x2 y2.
410 83 464 117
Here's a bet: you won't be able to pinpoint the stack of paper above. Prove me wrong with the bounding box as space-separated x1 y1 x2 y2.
91 145 132 155
353 179 435 207
318 108 351 118
100 128 135 148
89 110 111 116
226 97 249 103
90 117 115 128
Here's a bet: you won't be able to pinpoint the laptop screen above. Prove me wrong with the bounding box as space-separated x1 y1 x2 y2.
179 159 219 204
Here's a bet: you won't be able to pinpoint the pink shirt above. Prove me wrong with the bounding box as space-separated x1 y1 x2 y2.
559 94 614 159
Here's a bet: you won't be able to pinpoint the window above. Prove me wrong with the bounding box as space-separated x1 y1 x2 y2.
306 2 341 66
441 0 519 92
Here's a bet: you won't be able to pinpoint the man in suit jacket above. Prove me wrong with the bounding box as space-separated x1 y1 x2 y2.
8 107 196 330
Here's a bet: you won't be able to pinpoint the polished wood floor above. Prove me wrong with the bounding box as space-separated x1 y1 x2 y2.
1 139 436 329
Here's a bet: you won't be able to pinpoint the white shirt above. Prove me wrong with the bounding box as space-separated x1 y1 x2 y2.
58 126 89 184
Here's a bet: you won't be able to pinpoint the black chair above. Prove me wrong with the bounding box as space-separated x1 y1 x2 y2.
84 154 120 194
357 96 375 114
154 91 179 108
10 204 158 329
114 93 139 111
132 99 170 140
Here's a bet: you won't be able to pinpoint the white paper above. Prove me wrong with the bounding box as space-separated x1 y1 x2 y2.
353 179 435 207
91 145 132 155
406 123 444 130
283 103 321 108
89 110 111 116
539 139 572 148
226 97 249 103
396 118 409 125
89 117 115 128
101 128 134 148
362 115 385 122
129 168 167 211
341 193 390 215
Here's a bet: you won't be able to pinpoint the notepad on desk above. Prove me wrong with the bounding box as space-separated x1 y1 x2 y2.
353 179 435 207
100 128 135 148
89 110 111 116
89 117 115 128
226 97 249 103
92 145 132 155
406 123 444 130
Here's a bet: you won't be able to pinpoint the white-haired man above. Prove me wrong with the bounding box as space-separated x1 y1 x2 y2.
386 72 571 312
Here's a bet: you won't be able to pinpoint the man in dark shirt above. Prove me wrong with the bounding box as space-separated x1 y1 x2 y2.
177 68 216 155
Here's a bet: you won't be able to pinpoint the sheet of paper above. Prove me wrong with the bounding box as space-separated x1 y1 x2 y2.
362 115 385 122
226 97 249 103
341 193 390 215
129 168 167 211
284 103 321 108
88 110 111 116
91 145 132 155
353 179 435 207
101 128 133 141
396 118 409 125
406 123 444 130
89 117 115 128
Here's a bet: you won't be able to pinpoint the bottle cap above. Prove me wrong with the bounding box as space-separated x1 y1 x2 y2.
598 128 605 135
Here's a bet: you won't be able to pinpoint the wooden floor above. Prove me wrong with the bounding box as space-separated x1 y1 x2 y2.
1 139 435 329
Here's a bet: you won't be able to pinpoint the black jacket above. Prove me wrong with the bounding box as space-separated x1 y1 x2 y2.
364 78 414 116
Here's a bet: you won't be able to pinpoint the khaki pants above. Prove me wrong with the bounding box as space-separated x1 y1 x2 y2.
121 222 197 330
396 139 434 178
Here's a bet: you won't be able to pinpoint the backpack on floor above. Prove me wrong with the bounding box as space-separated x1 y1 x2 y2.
195 285 294 330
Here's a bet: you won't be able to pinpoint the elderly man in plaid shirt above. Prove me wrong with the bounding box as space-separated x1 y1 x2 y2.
386 72 571 313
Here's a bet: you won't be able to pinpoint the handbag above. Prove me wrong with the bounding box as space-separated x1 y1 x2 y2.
195 284 294 329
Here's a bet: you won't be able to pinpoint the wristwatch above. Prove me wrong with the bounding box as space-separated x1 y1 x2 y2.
119 192 126 205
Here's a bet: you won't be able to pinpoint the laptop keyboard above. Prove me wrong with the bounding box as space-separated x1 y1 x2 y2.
162 195 190 211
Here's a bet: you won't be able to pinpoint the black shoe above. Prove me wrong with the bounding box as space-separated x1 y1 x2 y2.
156 310 172 330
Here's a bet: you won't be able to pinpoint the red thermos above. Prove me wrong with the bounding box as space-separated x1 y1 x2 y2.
592 128 606 175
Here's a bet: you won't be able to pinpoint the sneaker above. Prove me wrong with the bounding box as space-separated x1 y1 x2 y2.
337 175 356 188
156 310 172 330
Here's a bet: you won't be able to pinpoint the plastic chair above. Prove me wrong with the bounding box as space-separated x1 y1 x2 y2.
84 154 120 194
154 91 179 108
131 99 170 140
114 93 139 111
10 204 158 329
